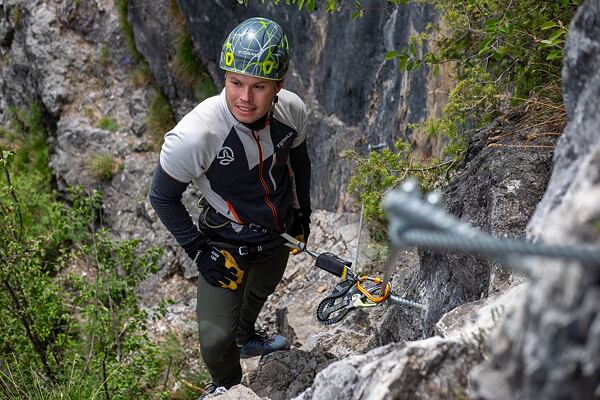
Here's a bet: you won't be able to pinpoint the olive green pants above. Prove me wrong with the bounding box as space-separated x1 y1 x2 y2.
196 245 290 388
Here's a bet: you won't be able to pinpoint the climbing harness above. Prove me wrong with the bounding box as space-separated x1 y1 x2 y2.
281 233 425 325
197 197 285 255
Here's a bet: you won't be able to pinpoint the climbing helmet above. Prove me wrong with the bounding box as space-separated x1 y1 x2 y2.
219 17 289 81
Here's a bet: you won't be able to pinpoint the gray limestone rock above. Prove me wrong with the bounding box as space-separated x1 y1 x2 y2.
250 348 337 400
412 104 557 337
294 337 483 400
127 0 199 119
204 384 263 400
435 283 527 341
470 1 600 398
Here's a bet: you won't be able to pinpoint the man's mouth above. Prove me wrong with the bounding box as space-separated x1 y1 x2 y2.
236 104 255 112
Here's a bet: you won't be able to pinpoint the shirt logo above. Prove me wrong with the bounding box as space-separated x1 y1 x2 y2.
276 131 294 149
217 147 235 165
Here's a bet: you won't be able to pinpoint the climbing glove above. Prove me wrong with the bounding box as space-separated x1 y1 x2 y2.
195 247 244 290
182 237 244 290
289 207 312 255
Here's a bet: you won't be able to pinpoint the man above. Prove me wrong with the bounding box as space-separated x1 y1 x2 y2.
149 17 312 398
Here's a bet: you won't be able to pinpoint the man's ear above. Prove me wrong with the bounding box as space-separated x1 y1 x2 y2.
275 79 284 93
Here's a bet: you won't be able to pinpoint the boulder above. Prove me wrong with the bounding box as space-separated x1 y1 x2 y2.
250 348 337 400
294 337 483 400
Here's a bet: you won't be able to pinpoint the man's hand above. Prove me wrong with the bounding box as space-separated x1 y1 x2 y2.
183 237 244 290
194 247 244 290
289 207 311 255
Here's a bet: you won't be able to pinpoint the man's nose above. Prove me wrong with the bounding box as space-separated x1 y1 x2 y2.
240 86 252 102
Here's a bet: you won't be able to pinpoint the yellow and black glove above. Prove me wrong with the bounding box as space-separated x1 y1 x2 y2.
194 247 244 290
289 207 311 255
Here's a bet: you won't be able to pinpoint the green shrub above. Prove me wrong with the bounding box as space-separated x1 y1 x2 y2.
171 0 216 101
131 62 152 88
97 116 119 133
89 152 117 181
115 0 142 63
99 45 110 67
1 129 166 398
147 90 175 149
346 138 459 238
387 0 575 152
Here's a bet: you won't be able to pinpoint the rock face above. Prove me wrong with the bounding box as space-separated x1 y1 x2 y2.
126 0 198 119
0 0 206 286
403 99 563 337
470 1 600 398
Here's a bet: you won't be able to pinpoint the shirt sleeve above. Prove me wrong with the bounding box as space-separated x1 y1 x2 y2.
290 94 309 148
289 140 311 209
148 162 204 248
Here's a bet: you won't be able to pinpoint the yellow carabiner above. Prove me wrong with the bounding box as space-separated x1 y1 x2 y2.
355 276 391 303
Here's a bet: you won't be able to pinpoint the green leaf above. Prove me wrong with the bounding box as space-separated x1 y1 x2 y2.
352 9 363 20
409 43 417 56
541 21 557 30
493 49 504 62
406 60 415 71
433 64 440 76
546 49 562 60
325 0 337 13
298 0 305 10
306 0 315 11
549 29 565 42
398 57 408 71
478 36 494 55
385 51 398 60
484 18 500 32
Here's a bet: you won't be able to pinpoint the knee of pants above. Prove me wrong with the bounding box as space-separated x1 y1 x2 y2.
198 319 237 361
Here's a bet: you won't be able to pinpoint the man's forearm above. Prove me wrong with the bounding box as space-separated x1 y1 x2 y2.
149 162 206 255
289 141 312 209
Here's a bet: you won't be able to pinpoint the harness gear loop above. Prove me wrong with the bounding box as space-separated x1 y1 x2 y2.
198 196 229 229
198 196 285 255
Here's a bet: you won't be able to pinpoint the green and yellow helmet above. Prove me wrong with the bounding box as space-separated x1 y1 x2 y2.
219 17 289 81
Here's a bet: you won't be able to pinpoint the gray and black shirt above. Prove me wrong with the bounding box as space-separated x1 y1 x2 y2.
149 88 311 251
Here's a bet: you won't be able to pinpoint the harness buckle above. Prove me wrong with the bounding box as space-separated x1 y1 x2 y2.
239 246 249 256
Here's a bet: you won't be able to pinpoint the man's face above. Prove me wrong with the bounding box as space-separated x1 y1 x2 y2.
224 72 282 124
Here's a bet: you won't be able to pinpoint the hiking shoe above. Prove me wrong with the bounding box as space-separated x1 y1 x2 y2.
239 331 290 359
197 382 220 400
